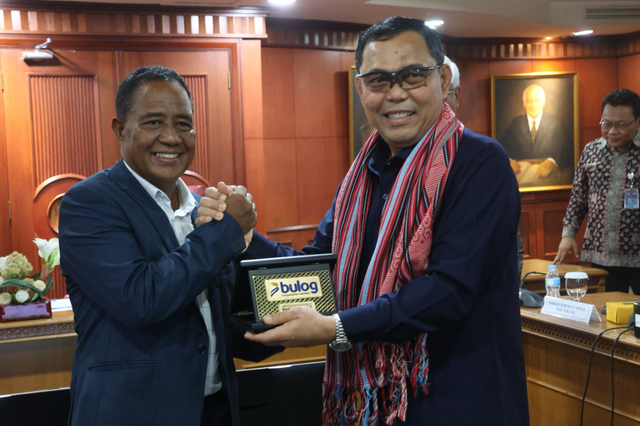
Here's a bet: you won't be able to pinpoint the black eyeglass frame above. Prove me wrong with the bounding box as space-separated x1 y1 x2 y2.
599 117 638 132
356 64 442 92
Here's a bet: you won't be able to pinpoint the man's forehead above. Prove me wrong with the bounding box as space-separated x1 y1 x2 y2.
361 31 434 69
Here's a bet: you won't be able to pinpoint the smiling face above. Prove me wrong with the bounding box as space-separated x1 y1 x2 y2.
601 104 639 152
112 80 196 196
355 31 450 156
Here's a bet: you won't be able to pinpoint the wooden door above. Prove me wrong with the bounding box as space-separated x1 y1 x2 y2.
2 49 118 298
119 50 235 188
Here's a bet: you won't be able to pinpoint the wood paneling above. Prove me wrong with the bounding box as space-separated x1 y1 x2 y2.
293 49 348 138
263 18 363 51
535 201 570 260
618 53 640 94
262 48 295 139
29 75 100 184
263 138 298 228
295 136 347 224
575 58 619 141
0 2 266 38
0 53 9 256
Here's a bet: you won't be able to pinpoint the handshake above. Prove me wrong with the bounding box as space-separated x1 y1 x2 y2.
196 182 256 246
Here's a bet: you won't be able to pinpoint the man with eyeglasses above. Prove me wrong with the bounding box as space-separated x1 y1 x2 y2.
554 88 640 295
198 16 528 425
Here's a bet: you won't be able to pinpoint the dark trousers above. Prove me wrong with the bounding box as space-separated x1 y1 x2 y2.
592 263 640 295
200 389 232 426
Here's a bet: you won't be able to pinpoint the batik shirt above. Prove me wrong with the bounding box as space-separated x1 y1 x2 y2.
562 136 640 267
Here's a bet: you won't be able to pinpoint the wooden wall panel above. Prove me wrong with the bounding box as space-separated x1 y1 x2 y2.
262 48 295 139
182 75 212 186
0 53 9 255
519 204 536 260
241 39 265 233
296 136 348 225
617 53 640 94
29 75 100 185
293 49 348 138
574 58 618 148
456 60 490 135
263 138 298 228
535 201 571 261
0 3 266 38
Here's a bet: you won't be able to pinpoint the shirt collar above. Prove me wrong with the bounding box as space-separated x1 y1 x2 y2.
122 160 196 216
527 112 542 128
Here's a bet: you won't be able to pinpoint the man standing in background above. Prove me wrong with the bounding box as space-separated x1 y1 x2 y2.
555 88 640 295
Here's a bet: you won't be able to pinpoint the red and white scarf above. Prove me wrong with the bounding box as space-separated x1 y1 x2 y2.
324 104 463 425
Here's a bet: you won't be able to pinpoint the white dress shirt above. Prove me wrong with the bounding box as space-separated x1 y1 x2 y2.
123 161 221 396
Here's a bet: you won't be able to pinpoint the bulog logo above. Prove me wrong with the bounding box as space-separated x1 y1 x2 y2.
266 275 323 301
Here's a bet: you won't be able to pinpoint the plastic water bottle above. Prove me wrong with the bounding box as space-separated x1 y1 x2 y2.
545 264 561 298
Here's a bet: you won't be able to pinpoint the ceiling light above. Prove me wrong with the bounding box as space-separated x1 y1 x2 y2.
424 19 444 28
268 0 295 4
572 30 594 36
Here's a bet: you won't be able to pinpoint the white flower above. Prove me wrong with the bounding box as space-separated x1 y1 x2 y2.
15 289 30 303
0 292 11 305
0 256 6 271
0 276 4 286
33 280 46 292
34 238 60 268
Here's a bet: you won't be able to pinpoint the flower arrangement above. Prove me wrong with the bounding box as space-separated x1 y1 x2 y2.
0 238 59 306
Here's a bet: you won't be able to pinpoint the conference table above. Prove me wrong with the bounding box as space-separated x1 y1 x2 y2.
522 291 640 425
521 259 608 295
2 292 640 426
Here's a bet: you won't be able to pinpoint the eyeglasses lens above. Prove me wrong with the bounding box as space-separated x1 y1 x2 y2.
363 68 431 92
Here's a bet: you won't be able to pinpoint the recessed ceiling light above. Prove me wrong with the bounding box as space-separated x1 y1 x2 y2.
573 30 594 36
268 0 295 4
424 19 444 28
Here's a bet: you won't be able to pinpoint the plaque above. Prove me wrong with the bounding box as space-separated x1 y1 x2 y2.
230 253 338 332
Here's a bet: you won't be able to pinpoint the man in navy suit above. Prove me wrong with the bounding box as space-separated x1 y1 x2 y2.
59 66 278 426
500 84 573 186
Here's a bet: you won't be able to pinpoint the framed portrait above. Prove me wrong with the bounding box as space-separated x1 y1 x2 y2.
349 65 375 161
491 72 579 192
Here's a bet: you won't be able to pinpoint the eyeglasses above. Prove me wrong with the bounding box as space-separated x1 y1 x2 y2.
357 64 442 92
599 118 638 132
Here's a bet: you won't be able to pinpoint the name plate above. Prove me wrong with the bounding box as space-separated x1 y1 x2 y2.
540 297 602 324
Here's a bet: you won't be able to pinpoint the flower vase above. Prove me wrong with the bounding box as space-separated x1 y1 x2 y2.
0 299 52 322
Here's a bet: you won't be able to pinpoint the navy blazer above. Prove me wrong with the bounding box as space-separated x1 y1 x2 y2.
59 160 278 426
500 113 573 170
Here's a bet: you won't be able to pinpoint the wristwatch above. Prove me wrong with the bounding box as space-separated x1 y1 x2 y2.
329 313 352 352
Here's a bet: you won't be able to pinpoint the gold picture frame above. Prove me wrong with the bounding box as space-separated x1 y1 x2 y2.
491 72 579 192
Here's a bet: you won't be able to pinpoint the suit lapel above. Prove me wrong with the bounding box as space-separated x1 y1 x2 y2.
109 159 180 251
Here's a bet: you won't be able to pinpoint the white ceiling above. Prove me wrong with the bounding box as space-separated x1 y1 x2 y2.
35 0 640 38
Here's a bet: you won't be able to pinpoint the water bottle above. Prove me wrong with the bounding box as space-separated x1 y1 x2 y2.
545 264 561 298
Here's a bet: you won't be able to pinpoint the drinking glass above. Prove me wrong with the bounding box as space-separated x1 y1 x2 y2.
564 271 588 302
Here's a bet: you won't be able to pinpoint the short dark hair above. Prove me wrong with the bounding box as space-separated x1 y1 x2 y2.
115 65 193 122
354 16 444 73
601 88 640 119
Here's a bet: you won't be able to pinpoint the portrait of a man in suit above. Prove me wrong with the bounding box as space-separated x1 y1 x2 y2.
498 83 575 187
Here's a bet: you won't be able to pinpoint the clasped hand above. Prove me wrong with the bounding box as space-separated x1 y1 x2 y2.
196 182 256 239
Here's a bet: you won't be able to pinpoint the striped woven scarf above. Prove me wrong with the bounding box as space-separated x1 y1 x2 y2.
323 104 463 425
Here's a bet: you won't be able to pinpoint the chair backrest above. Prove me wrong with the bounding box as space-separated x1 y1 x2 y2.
187 185 205 196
